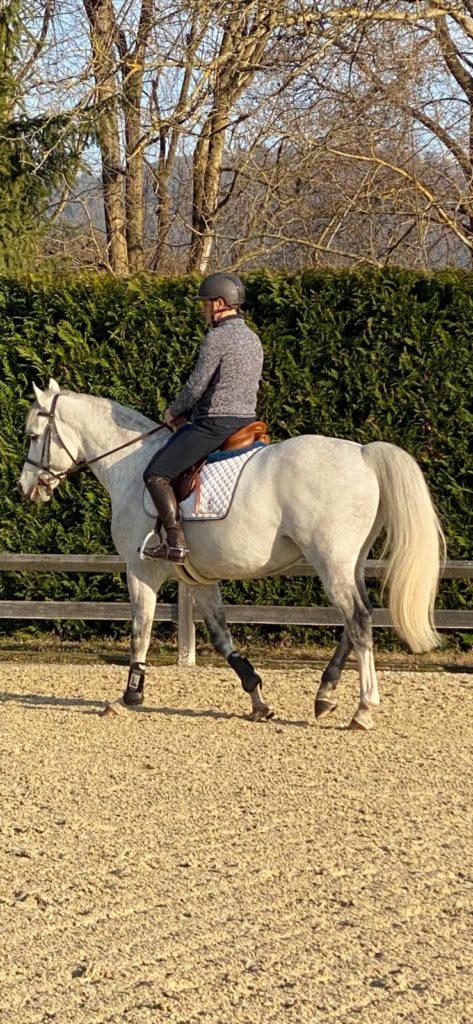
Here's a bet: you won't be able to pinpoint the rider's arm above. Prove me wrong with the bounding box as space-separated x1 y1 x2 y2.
169 332 221 418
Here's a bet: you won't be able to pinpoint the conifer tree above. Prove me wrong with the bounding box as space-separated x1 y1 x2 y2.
0 1 84 271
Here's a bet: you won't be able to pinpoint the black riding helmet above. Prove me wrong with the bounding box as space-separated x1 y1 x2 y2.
195 272 245 308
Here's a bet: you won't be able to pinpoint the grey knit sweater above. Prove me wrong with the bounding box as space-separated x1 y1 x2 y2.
169 315 264 419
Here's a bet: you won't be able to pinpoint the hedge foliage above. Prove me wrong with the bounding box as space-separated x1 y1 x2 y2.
0 268 471 642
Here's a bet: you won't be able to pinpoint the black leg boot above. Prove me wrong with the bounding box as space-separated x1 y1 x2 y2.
143 475 189 563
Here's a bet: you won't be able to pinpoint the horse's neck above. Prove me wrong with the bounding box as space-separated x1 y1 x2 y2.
64 393 167 495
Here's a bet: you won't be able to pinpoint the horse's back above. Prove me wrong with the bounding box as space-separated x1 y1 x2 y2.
239 433 373 500
170 433 381 580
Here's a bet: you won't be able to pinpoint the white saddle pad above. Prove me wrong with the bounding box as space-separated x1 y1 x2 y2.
143 447 264 522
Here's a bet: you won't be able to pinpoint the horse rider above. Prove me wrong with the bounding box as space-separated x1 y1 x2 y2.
142 272 264 563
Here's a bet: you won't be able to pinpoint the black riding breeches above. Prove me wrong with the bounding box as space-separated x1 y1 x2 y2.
143 416 254 483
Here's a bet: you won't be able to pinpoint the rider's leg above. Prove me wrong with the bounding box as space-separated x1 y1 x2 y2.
142 416 254 563
143 473 189 562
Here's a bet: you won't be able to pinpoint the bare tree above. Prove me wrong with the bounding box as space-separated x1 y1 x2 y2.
84 0 132 273
317 2 473 261
14 1 473 273
214 3 473 270
187 4 278 271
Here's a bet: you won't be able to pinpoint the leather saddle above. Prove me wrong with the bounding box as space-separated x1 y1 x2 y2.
172 420 270 507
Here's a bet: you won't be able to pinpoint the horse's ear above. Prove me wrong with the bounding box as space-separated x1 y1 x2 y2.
32 382 43 404
48 378 60 393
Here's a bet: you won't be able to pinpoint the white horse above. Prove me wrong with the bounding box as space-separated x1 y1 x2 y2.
18 379 445 730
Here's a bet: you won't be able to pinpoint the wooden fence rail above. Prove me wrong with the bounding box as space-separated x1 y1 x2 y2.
0 554 471 665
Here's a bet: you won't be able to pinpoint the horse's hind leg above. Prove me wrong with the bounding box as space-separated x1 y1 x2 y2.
346 597 379 731
315 629 353 720
194 584 274 721
350 547 380 729
313 559 379 730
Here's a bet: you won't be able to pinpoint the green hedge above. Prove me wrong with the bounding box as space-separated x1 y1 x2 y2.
0 269 471 644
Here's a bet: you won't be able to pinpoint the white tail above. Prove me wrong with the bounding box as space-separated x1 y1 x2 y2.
362 442 446 652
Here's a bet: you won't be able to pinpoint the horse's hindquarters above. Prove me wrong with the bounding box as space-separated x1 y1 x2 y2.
180 436 380 581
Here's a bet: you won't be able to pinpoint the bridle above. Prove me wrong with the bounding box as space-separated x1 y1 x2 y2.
24 392 164 494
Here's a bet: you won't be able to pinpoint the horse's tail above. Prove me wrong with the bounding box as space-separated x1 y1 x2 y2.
362 441 446 652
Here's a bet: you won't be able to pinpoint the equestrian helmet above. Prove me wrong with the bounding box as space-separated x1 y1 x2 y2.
195 272 245 307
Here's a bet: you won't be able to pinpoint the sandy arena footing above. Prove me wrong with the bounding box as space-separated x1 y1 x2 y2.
1 661 472 1024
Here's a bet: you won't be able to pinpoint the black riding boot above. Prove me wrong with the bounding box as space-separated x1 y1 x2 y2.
143 475 189 563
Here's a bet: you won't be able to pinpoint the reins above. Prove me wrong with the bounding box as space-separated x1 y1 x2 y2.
25 393 165 484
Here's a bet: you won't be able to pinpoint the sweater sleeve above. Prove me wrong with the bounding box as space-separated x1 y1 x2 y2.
169 332 221 417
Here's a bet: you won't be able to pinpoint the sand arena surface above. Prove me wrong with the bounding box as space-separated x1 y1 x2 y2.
1 660 472 1024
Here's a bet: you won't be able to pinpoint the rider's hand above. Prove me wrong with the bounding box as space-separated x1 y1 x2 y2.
164 407 176 429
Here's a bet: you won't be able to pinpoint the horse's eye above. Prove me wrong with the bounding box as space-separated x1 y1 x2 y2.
28 434 38 442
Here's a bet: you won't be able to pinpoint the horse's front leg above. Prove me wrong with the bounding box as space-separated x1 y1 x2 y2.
102 562 168 717
194 584 274 722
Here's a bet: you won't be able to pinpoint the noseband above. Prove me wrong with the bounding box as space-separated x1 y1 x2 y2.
25 392 163 491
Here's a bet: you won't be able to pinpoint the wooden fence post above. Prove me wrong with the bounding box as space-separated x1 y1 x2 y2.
177 582 196 666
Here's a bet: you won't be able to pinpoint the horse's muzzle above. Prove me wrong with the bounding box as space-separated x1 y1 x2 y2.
17 476 50 502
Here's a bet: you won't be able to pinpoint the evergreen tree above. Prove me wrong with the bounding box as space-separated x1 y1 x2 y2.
0 1 84 271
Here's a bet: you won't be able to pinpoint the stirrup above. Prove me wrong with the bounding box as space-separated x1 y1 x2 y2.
142 539 189 564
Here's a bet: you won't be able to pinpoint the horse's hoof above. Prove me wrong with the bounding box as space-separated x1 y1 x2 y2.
348 709 374 731
100 700 127 718
315 698 338 721
249 704 274 722
100 704 119 718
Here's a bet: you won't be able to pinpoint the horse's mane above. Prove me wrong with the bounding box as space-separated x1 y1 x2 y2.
25 406 37 432
26 390 159 435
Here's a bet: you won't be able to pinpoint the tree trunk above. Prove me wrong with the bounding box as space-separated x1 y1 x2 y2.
187 8 275 272
122 76 145 272
469 100 473 253
118 3 153 273
150 40 196 272
150 164 172 271
83 0 128 274
189 109 228 272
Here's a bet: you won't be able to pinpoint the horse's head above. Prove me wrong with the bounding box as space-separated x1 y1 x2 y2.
18 379 81 502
